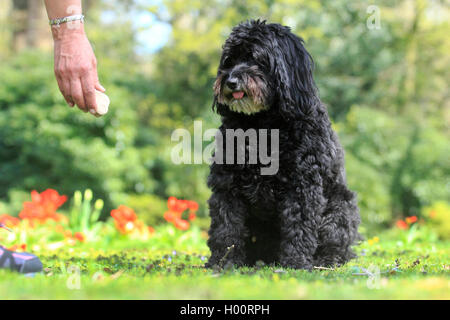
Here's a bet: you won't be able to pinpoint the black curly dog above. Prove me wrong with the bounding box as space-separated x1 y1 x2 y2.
205 20 361 270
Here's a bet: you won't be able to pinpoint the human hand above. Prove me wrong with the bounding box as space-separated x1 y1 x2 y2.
52 22 105 116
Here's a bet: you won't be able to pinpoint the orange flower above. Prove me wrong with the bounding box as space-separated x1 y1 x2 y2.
110 205 152 236
164 210 178 223
429 210 437 218
74 232 86 243
0 214 20 228
396 219 408 230
32 189 67 207
405 216 418 224
19 189 67 224
111 205 137 222
164 197 199 230
174 218 190 231
111 205 138 234
64 230 73 238
186 200 199 211
168 197 188 213
61 230 86 244
8 243 27 252
110 205 155 238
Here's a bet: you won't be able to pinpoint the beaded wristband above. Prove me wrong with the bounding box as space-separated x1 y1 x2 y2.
49 14 84 26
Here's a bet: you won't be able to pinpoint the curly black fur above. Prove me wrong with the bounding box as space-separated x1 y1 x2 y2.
206 20 361 270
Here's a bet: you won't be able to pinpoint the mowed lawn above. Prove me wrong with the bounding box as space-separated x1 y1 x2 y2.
0 239 448 300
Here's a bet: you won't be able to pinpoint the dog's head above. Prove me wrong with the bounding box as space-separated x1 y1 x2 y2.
213 20 319 119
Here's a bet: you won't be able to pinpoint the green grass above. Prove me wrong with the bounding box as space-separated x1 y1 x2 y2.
1 237 448 299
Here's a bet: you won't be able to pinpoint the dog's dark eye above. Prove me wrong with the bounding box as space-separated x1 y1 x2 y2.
222 57 232 68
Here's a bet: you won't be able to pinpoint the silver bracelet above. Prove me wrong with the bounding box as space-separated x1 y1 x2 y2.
49 14 84 26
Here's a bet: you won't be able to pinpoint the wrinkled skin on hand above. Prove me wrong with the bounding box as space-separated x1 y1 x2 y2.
52 22 105 116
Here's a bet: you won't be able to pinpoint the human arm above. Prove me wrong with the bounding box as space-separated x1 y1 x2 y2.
44 0 105 115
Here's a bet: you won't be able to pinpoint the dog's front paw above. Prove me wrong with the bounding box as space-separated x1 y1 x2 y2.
280 256 313 270
224 258 245 268
205 253 245 270
204 255 220 269
204 260 216 269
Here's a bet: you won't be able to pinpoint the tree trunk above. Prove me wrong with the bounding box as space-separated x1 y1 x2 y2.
84 0 95 13
26 0 42 48
10 0 47 51
11 0 27 51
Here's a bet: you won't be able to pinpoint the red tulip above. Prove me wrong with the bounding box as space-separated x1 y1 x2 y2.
164 197 199 231
0 214 20 228
19 189 67 224
396 220 408 230
111 205 138 234
405 216 418 224
174 218 190 231
74 232 86 243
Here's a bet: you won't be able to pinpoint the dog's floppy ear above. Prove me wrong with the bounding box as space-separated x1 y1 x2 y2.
271 30 319 120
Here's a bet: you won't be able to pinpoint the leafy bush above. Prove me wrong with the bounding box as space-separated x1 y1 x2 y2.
339 106 449 232
422 202 450 240
125 194 168 226
0 51 154 214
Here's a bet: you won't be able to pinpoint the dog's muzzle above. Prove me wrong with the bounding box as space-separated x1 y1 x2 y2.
220 78 268 115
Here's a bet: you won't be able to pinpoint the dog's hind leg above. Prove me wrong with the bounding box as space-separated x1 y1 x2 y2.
205 192 249 268
314 187 361 267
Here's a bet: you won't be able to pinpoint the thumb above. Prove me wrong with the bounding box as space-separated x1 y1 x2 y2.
93 67 106 92
94 78 106 93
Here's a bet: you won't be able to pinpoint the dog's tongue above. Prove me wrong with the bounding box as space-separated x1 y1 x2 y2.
232 91 245 99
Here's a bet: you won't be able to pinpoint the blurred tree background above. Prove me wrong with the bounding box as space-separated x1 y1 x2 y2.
0 0 448 235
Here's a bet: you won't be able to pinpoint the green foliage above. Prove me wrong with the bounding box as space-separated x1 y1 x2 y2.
0 0 448 232
0 237 449 299
125 193 168 226
422 202 450 240
0 51 153 214
148 225 207 251
395 223 439 246
67 189 105 240
340 106 449 232
0 189 29 215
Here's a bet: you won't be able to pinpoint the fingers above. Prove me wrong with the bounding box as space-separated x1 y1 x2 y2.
81 75 98 114
54 41 104 115
92 61 106 93
58 71 104 116
54 65 74 107
56 76 74 107
70 78 87 113
95 83 106 93
52 32 108 116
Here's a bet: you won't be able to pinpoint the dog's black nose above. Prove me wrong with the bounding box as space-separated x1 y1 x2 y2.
226 77 239 90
